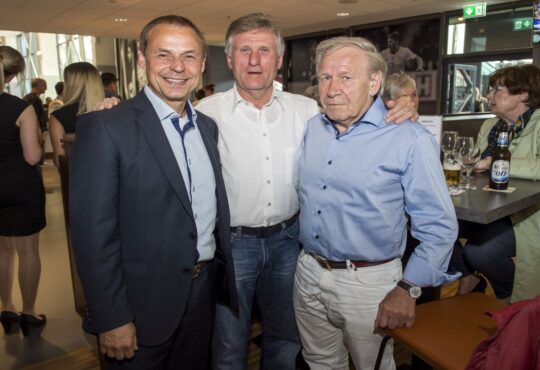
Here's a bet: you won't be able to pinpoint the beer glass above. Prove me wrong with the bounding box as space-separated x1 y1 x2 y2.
457 137 481 190
441 131 459 189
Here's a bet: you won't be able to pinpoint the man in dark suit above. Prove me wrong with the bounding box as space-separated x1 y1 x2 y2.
69 15 237 369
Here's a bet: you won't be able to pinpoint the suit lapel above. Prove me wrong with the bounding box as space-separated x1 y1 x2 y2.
133 92 195 223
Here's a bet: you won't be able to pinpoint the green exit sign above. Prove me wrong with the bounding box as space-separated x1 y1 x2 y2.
463 3 487 18
513 18 533 30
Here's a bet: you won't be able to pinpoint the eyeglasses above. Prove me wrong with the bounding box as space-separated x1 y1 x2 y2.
488 85 505 94
398 90 418 99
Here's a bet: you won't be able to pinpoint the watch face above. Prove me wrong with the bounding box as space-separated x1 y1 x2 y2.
410 286 422 299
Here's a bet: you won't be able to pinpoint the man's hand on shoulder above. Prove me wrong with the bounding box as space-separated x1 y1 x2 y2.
385 95 419 124
99 322 138 360
92 97 120 112
375 286 416 330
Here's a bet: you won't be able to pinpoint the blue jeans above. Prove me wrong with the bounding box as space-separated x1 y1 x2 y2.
449 217 516 299
212 219 301 370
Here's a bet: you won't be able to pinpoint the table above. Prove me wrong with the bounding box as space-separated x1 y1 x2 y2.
381 293 505 370
452 173 540 224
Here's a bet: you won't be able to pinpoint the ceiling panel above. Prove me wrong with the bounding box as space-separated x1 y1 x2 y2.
0 0 519 43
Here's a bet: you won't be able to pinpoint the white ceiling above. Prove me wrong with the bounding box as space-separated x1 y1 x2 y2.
0 0 518 44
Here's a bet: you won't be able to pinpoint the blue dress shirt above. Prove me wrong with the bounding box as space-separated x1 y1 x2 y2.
144 86 217 262
299 97 458 287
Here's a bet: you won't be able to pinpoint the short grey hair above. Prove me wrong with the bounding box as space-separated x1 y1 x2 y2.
225 13 285 56
316 36 387 94
382 72 416 101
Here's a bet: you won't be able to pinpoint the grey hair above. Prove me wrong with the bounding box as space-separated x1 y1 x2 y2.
225 13 285 56
316 36 387 94
382 72 416 101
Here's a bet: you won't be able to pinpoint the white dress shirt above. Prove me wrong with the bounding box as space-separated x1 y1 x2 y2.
197 85 319 227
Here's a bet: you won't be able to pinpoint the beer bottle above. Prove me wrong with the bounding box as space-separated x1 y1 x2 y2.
489 127 511 190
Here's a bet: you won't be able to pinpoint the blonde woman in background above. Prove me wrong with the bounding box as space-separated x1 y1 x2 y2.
0 46 46 336
49 62 104 166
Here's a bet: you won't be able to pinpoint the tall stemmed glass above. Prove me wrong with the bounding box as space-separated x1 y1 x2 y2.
457 136 481 190
441 131 458 162
441 131 459 190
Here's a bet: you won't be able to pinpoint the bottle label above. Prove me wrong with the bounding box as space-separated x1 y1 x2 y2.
491 160 510 183
497 133 509 146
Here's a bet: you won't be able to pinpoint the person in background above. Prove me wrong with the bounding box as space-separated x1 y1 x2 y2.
382 72 419 109
101 72 122 100
48 81 64 117
0 46 47 337
70 15 237 369
203 83 215 97
381 31 424 75
192 88 206 107
450 64 540 304
293 36 457 370
196 13 419 370
23 78 48 132
49 62 104 167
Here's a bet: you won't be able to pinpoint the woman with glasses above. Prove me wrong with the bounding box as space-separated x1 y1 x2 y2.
451 64 540 304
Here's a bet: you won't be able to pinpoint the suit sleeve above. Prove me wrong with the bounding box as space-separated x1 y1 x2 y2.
69 112 134 334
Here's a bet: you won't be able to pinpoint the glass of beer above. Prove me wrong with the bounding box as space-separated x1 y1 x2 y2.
441 131 460 190
443 160 461 189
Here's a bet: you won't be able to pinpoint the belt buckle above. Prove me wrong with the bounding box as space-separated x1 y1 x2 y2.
313 254 332 271
192 262 204 279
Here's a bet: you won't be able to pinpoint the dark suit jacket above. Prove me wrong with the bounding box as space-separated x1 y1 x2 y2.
69 91 238 346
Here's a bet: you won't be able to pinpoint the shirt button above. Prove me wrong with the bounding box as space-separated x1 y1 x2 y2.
267 202 272 206
315 235 319 239
263 133 267 137
266 156 270 160
317 210 321 214
322 185 327 190
267 180 271 184
328 160 332 165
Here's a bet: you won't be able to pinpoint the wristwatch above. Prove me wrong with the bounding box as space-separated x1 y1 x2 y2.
397 280 422 299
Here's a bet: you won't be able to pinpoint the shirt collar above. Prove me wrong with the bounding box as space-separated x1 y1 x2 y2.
321 96 388 132
143 84 198 123
231 83 284 113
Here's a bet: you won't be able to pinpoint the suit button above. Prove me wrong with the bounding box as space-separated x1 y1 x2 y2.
188 232 196 240
183 268 191 274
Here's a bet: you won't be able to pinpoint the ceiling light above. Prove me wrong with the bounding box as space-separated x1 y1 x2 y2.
115 18 128 22
337 12 349 17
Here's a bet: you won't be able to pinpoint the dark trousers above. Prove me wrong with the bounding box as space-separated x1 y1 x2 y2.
106 261 216 370
449 217 516 299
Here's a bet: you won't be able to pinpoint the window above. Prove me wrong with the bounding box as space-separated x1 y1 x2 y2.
442 3 533 115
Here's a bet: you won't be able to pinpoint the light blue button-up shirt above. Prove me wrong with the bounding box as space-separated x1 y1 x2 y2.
299 96 458 287
144 86 217 262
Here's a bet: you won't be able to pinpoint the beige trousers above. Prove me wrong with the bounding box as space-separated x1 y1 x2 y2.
293 250 400 370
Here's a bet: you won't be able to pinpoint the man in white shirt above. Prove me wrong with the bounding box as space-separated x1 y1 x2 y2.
197 13 418 370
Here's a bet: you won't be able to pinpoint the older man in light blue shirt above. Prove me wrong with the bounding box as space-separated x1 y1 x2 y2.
293 36 458 370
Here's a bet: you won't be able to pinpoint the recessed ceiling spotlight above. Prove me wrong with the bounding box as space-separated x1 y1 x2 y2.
337 12 349 17
115 18 128 22
338 0 357 3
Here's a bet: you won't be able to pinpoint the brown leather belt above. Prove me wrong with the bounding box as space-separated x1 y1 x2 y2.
192 260 211 279
231 214 297 238
309 253 394 271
